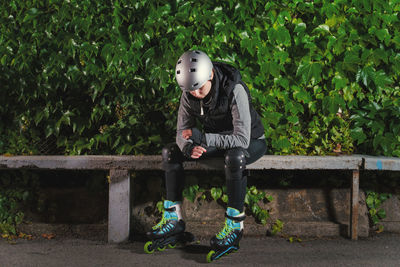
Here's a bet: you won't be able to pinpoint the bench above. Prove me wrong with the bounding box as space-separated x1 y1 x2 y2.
1 154 400 242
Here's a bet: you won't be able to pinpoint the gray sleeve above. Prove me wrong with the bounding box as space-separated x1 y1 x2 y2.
205 84 251 149
176 94 195 151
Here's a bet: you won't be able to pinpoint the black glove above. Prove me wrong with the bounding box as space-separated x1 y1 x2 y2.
182 143 195 158
190 128 207 147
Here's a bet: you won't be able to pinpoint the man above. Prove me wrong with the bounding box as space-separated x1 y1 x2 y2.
145 50 266 260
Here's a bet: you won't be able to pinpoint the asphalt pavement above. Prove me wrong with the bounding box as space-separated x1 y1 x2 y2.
1 232 400 267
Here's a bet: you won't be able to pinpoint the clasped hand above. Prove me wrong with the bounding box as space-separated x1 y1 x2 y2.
182 129 207 159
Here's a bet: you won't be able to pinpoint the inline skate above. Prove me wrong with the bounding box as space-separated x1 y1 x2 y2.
206 207 245 262
144 200 193 253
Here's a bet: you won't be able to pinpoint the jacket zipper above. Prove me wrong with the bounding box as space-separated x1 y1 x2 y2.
200 100 204 116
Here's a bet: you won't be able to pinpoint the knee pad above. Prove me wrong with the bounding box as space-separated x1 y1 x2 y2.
224 148 246 175
162 143 183 171
162 143 182 163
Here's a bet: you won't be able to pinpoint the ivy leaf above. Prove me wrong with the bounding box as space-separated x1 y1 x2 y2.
266 195 274 202
350 127 367 145
322 95 340 114
156 201 164 213
251 204 261 215
372 216 380 225
264 112 283 126
221 194 228 203
366 194 375 207
23 8 40 22
296 62 322 84
343 51 359 72
375 28 390 42
373 70 393 88
183 185 200 203
275 137 291 151
293 87 312 104
369 208 377 216
287 115 299 124
356 66 375 87
294 22 306 34
332 75 348 90
210 187 222 202
276 26 291 46
313 24 330 35
373 135 385 151
240 38 256 56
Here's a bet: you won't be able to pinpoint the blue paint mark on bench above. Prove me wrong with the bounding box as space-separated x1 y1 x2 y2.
376 160 383 170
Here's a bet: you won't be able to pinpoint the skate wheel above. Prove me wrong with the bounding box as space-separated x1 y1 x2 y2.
157 245 166 251
206 250 216 263
168 243 177 249
144 241 154 254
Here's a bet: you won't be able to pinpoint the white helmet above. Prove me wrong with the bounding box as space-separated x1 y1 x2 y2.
175 50 213 91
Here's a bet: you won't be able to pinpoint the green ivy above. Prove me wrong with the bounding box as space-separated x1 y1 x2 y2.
182 184 276 227
0 171 38 236
245 186 273 226
271 219 284 236
365 191 391 228
182 184 204 203
1 0 399 156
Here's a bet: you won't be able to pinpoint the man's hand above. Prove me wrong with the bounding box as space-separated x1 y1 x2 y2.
182 129 192 140
181 128 207 159
191 146 207 159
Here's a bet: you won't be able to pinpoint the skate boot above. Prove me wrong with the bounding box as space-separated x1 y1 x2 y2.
207 207 245 263
144 200 191 253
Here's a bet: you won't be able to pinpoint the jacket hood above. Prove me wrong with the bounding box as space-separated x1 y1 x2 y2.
205 62 241 110
213 62 242 91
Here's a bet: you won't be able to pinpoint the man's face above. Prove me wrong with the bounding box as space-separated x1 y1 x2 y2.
189 80 212 99
189 70 214 99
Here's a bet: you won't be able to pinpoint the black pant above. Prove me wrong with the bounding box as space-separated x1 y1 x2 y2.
162 138 267 213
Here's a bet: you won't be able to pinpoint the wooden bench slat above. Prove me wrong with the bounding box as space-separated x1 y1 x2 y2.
0 155 364 171
363 156 400 171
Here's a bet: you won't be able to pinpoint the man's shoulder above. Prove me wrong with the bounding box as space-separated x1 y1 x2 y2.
232 83 249 99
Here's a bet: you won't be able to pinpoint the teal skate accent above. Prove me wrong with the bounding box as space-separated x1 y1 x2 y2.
216 207 242 240
152 200 179 232
214 246 238 260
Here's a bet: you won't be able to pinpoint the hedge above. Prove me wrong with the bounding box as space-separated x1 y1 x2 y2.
1 0 399 156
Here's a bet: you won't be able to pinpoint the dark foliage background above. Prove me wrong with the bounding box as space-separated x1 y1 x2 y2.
1 0 399 156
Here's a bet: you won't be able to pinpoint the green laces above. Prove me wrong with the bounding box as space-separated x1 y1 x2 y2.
152 210 178 230
217 219 234 239
152 213 167 230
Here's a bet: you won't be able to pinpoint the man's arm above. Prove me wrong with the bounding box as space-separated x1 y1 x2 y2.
205 83 251 149
176 93 196 151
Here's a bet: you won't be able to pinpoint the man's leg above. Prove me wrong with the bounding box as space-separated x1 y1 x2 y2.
207 140 267 260
145 143 185 246
225 147 247 212
162 143 185 203
208 148 246 261
245 138 267 165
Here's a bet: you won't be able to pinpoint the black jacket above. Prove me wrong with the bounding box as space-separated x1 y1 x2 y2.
176 62 264 150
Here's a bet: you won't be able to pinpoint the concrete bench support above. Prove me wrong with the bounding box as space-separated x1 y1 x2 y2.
108 169 130 243
350 170 359 241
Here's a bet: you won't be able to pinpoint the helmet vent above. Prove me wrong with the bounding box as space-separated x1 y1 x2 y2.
190 68 196 72
176 70 180 74
177 60 182 64
191 58 197 62
194 51 200 54
193 82 199 87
